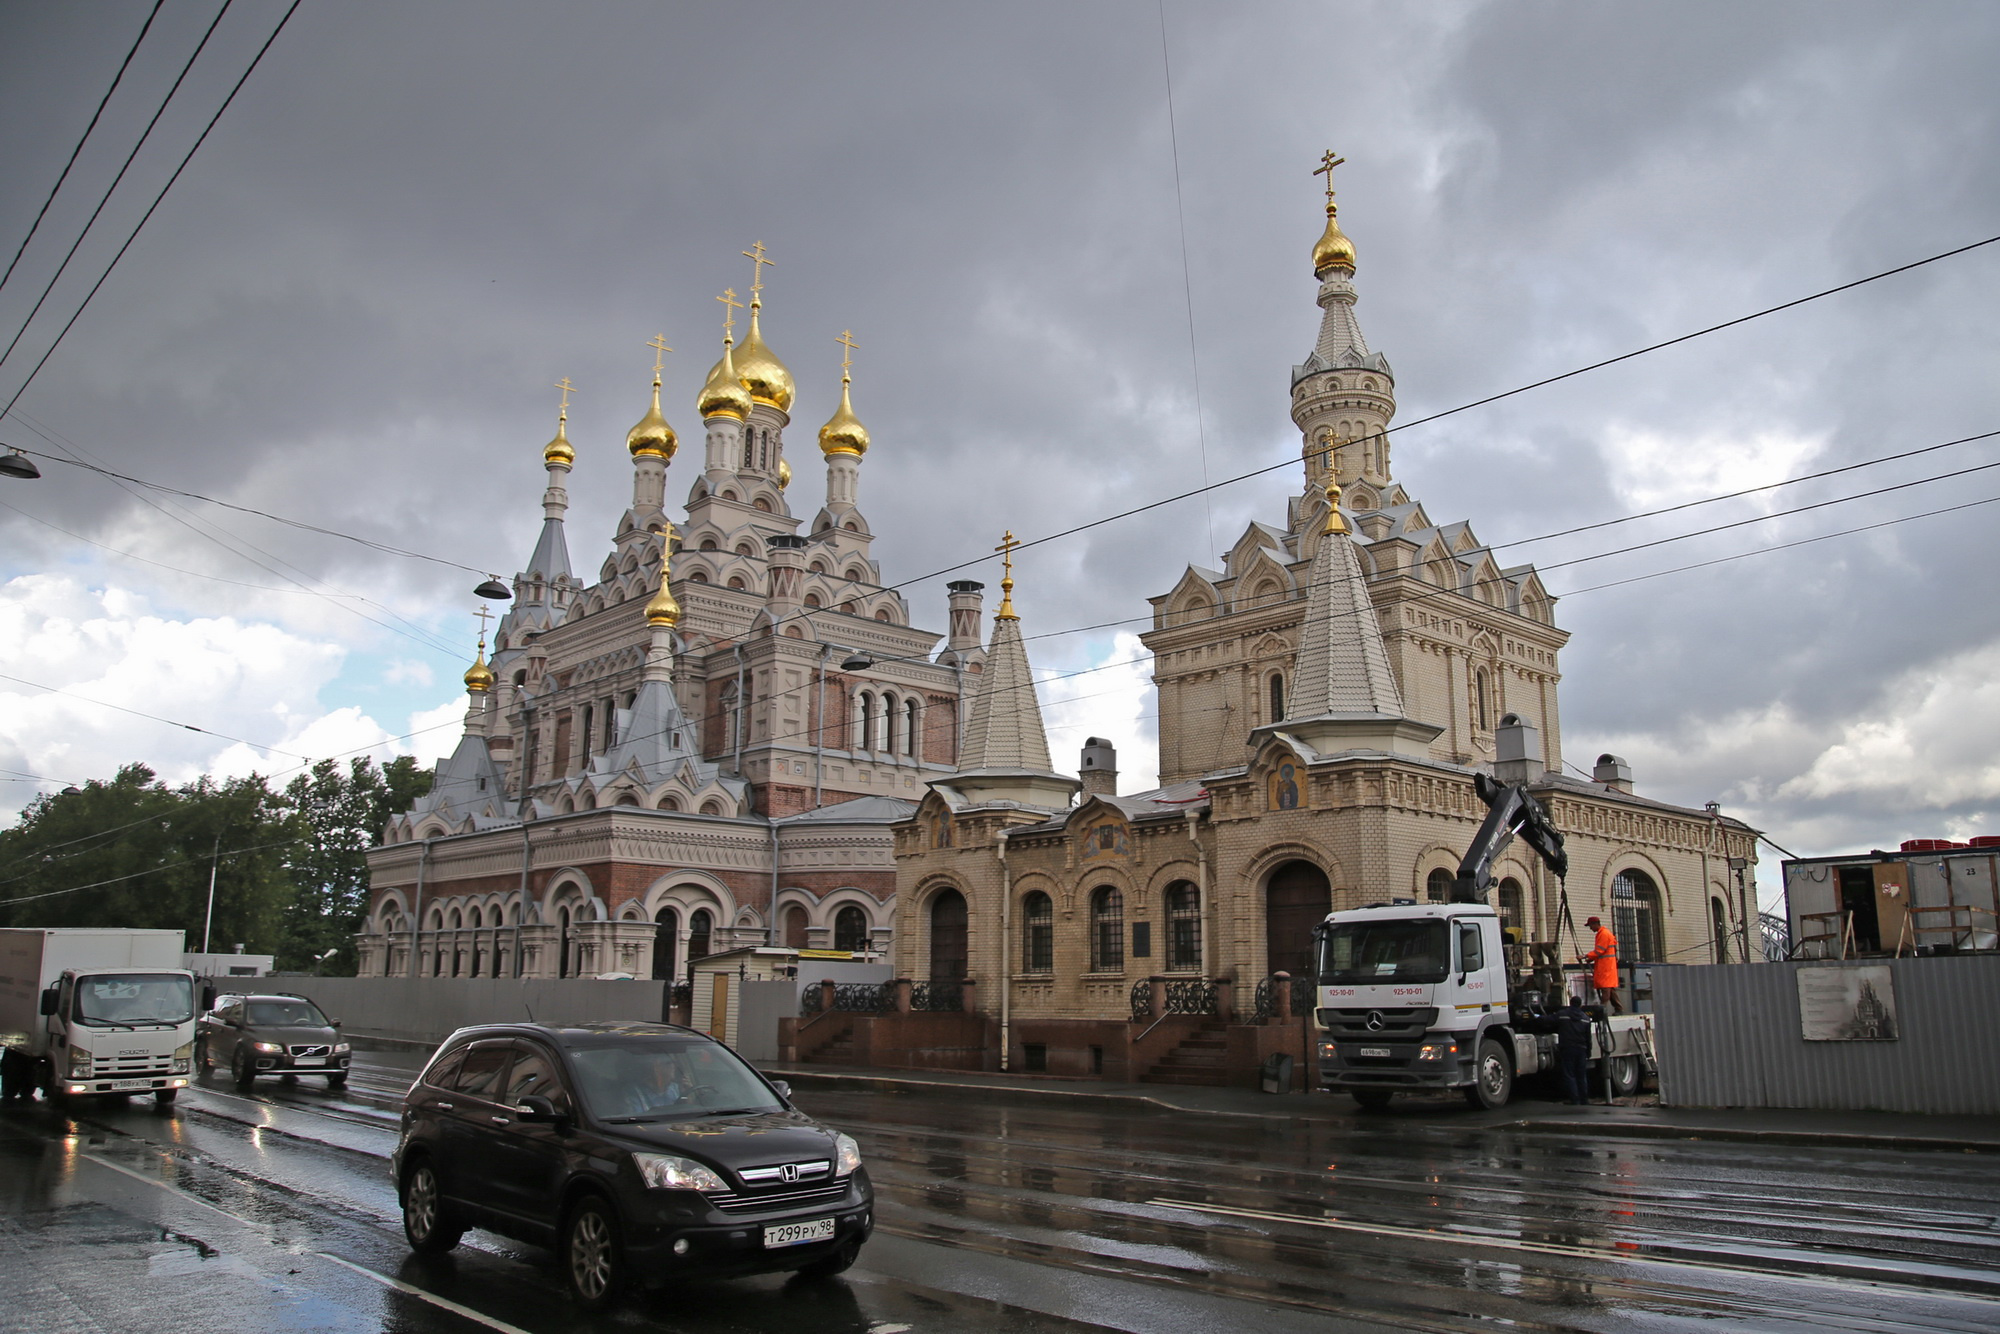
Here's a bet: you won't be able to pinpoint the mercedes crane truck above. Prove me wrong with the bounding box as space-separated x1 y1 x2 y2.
1312 773 1652 1109
0 928 196 1104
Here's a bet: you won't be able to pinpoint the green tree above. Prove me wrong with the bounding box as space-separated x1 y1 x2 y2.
0 764 296 953
277 755 432 974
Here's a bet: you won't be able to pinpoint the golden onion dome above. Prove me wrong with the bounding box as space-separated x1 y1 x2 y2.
463 638 496 694
626 377 678 459
543 411 574 467
777 457 792 489
1312 200 1356 276
817 376 869 457
697 339 753 421
644 560 681 627
732 301 795 413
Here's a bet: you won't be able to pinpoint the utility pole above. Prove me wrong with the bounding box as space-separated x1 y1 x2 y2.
201 834 221 955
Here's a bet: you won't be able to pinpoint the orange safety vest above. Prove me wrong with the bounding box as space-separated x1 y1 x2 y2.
1584 925 1619 989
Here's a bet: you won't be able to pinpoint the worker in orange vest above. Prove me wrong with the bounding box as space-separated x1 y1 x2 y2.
1580 915 1622 1013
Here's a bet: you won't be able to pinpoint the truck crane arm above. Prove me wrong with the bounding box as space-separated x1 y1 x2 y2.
1449 771 1569 904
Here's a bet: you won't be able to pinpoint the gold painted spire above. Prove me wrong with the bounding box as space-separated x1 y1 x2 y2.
698 289 753 421
645 521 682 627
1323 479 1349 536
732 241 795 412
463 630 496 694
1311 149 1357 276
995 530 1021 620
544 378 576 466
818 329 870 457
626 336 678 459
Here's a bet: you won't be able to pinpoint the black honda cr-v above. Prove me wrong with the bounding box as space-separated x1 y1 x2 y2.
393 1021 873 1310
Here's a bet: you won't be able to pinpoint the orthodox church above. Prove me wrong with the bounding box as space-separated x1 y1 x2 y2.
884 165 1761 1079
356 250 987 981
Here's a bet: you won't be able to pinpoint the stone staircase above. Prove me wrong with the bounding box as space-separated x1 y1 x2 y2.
1139 1021 1231 1086
800 1022 856 1065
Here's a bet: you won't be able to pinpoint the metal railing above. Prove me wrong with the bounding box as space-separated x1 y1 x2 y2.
1252 974 1314 1021
1162 978 1218 1016
909 981 964 1013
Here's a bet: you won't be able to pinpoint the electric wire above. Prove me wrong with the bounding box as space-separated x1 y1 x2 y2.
0 0 167 295
0 671 308 762
1156 0 1217 567
0 0 304 423
0 835 306 907
0 0 237 376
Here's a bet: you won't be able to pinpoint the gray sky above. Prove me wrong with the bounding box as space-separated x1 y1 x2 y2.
3 1 1997 903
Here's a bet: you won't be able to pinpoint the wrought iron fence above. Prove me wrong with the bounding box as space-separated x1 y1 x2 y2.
909 981 964 1012
1130 980 1153 1022
833 982 895 1013
1252 974 1314 1021
668 982 692 1011
798 986 823 1017
1162 978 1219 1016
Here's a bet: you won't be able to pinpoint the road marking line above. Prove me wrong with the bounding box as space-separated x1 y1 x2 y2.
314 1252 538 1334
1146 1198 2000 1306
81 1151 263 1227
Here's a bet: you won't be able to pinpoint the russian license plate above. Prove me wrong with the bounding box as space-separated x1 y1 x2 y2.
1358 1047 1391 1058
110 1078 155 1091
762 1218 835 1249
293 1056 325 1066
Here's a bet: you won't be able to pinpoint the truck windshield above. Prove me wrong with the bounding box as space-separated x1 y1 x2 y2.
73 974 194 1026
1319 920 1450 986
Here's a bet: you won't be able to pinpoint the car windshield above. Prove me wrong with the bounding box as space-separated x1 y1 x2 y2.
73 974 195 1026
245 999 329 1027
567 1038 784 1122
1319 920 1450 986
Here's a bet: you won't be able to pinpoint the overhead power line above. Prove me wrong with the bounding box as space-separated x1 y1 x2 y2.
0 0 167 295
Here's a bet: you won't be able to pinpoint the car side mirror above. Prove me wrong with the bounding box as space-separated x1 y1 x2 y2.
330 1018 342 1028
770 1080 791 1100
515 1094 563 1124
39 987 57 1016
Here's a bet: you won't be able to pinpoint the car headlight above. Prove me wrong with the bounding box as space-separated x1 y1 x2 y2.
174 1041 195 1061
833 1133 862 1176
252 1041 283 1054
632 1152 728 1192
333 1042 350 1054
68 1050 92 1077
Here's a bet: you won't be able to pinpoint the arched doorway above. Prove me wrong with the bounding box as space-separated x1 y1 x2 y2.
1265 860 1331 978
833 904 868 954
782 904 809 950
557 906 572 979
929 889 968 988
652 907 679 981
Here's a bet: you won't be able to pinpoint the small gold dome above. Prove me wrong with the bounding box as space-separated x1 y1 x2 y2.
777 457 792 489
818 377 869 457
644 564 681 627
1312 201 1356 275
732 302 794 413
697 340 753 421
626 378 678 459
543 411 574 467
463 639 495 693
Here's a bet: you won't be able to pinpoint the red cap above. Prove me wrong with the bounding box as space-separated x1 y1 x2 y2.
1585 916 1601 926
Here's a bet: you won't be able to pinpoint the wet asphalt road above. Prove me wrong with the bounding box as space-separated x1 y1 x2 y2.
3 1056 1998 1333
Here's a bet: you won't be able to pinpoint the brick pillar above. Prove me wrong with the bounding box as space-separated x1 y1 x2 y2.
1214 977 1234 1024
893 978 913 1014
1147 976 1167 1021
959 977 977 1014
1274 971 1293 1021
819 979 836 1013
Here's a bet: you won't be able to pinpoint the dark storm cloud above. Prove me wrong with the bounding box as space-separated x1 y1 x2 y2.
2 1 1997 860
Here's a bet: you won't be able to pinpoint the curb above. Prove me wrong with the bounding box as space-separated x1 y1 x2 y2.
763 1067 1323 1121
1507 1117 2000 1154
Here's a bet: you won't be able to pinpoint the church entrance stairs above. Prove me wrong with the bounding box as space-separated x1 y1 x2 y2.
1139 1020 1232 1086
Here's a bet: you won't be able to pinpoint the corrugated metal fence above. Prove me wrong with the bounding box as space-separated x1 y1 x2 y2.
1652 955 2000 1113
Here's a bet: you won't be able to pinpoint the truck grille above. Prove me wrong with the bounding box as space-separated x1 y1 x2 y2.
1317 1006 1437 1040
103 1055 173 1076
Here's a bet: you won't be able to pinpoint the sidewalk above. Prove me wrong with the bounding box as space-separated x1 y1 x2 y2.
758 1062 2000 1153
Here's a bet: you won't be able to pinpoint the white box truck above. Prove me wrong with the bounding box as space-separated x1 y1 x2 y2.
0 928 197 1104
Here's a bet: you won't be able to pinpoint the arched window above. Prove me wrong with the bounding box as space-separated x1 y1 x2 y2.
1612 869 1663 964
1022 892 1053 973
688 908 713 963
804 592 821 608
834 905 869 954
1474 669 1491 731
929 890 968 986
845 567 865 583
855 692 873 750
782 904 809 950
1497 877 1523 939
1711 896 1732 964
905 699 920 757
883 694 899 755
1090 887 1124 972
652 907 679 981
1427 868 1455 903
1268 673 1285 723
726 575 747 590
1166 881 1201 971
735 542 754 557
700 537 719 551
452 949 464 977
558 906 572 979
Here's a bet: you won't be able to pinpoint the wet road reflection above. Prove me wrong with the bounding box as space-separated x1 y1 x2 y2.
2 1063 1996 1333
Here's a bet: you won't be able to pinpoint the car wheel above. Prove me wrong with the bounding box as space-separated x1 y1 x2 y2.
401 1160 464 1254
562 1194 625 1312
1463 1038 1513 1110
793 1237 861 1280
1603 1054 1641 1098
1352 1089 1393 1111
153 1088 178 1106
231 1049 256 1090
193 1037 209 1072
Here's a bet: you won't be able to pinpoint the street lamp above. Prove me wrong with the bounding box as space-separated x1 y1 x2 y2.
0 448 40 480
474 577 512 600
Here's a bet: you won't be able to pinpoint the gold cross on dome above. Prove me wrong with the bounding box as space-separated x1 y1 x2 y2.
646 334 672 377
835 329 858 376
716 288 743 338
553 376 577 418
741 240 775 296
1314 149 1346 203
473 604 494 636
994 529 1020 618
